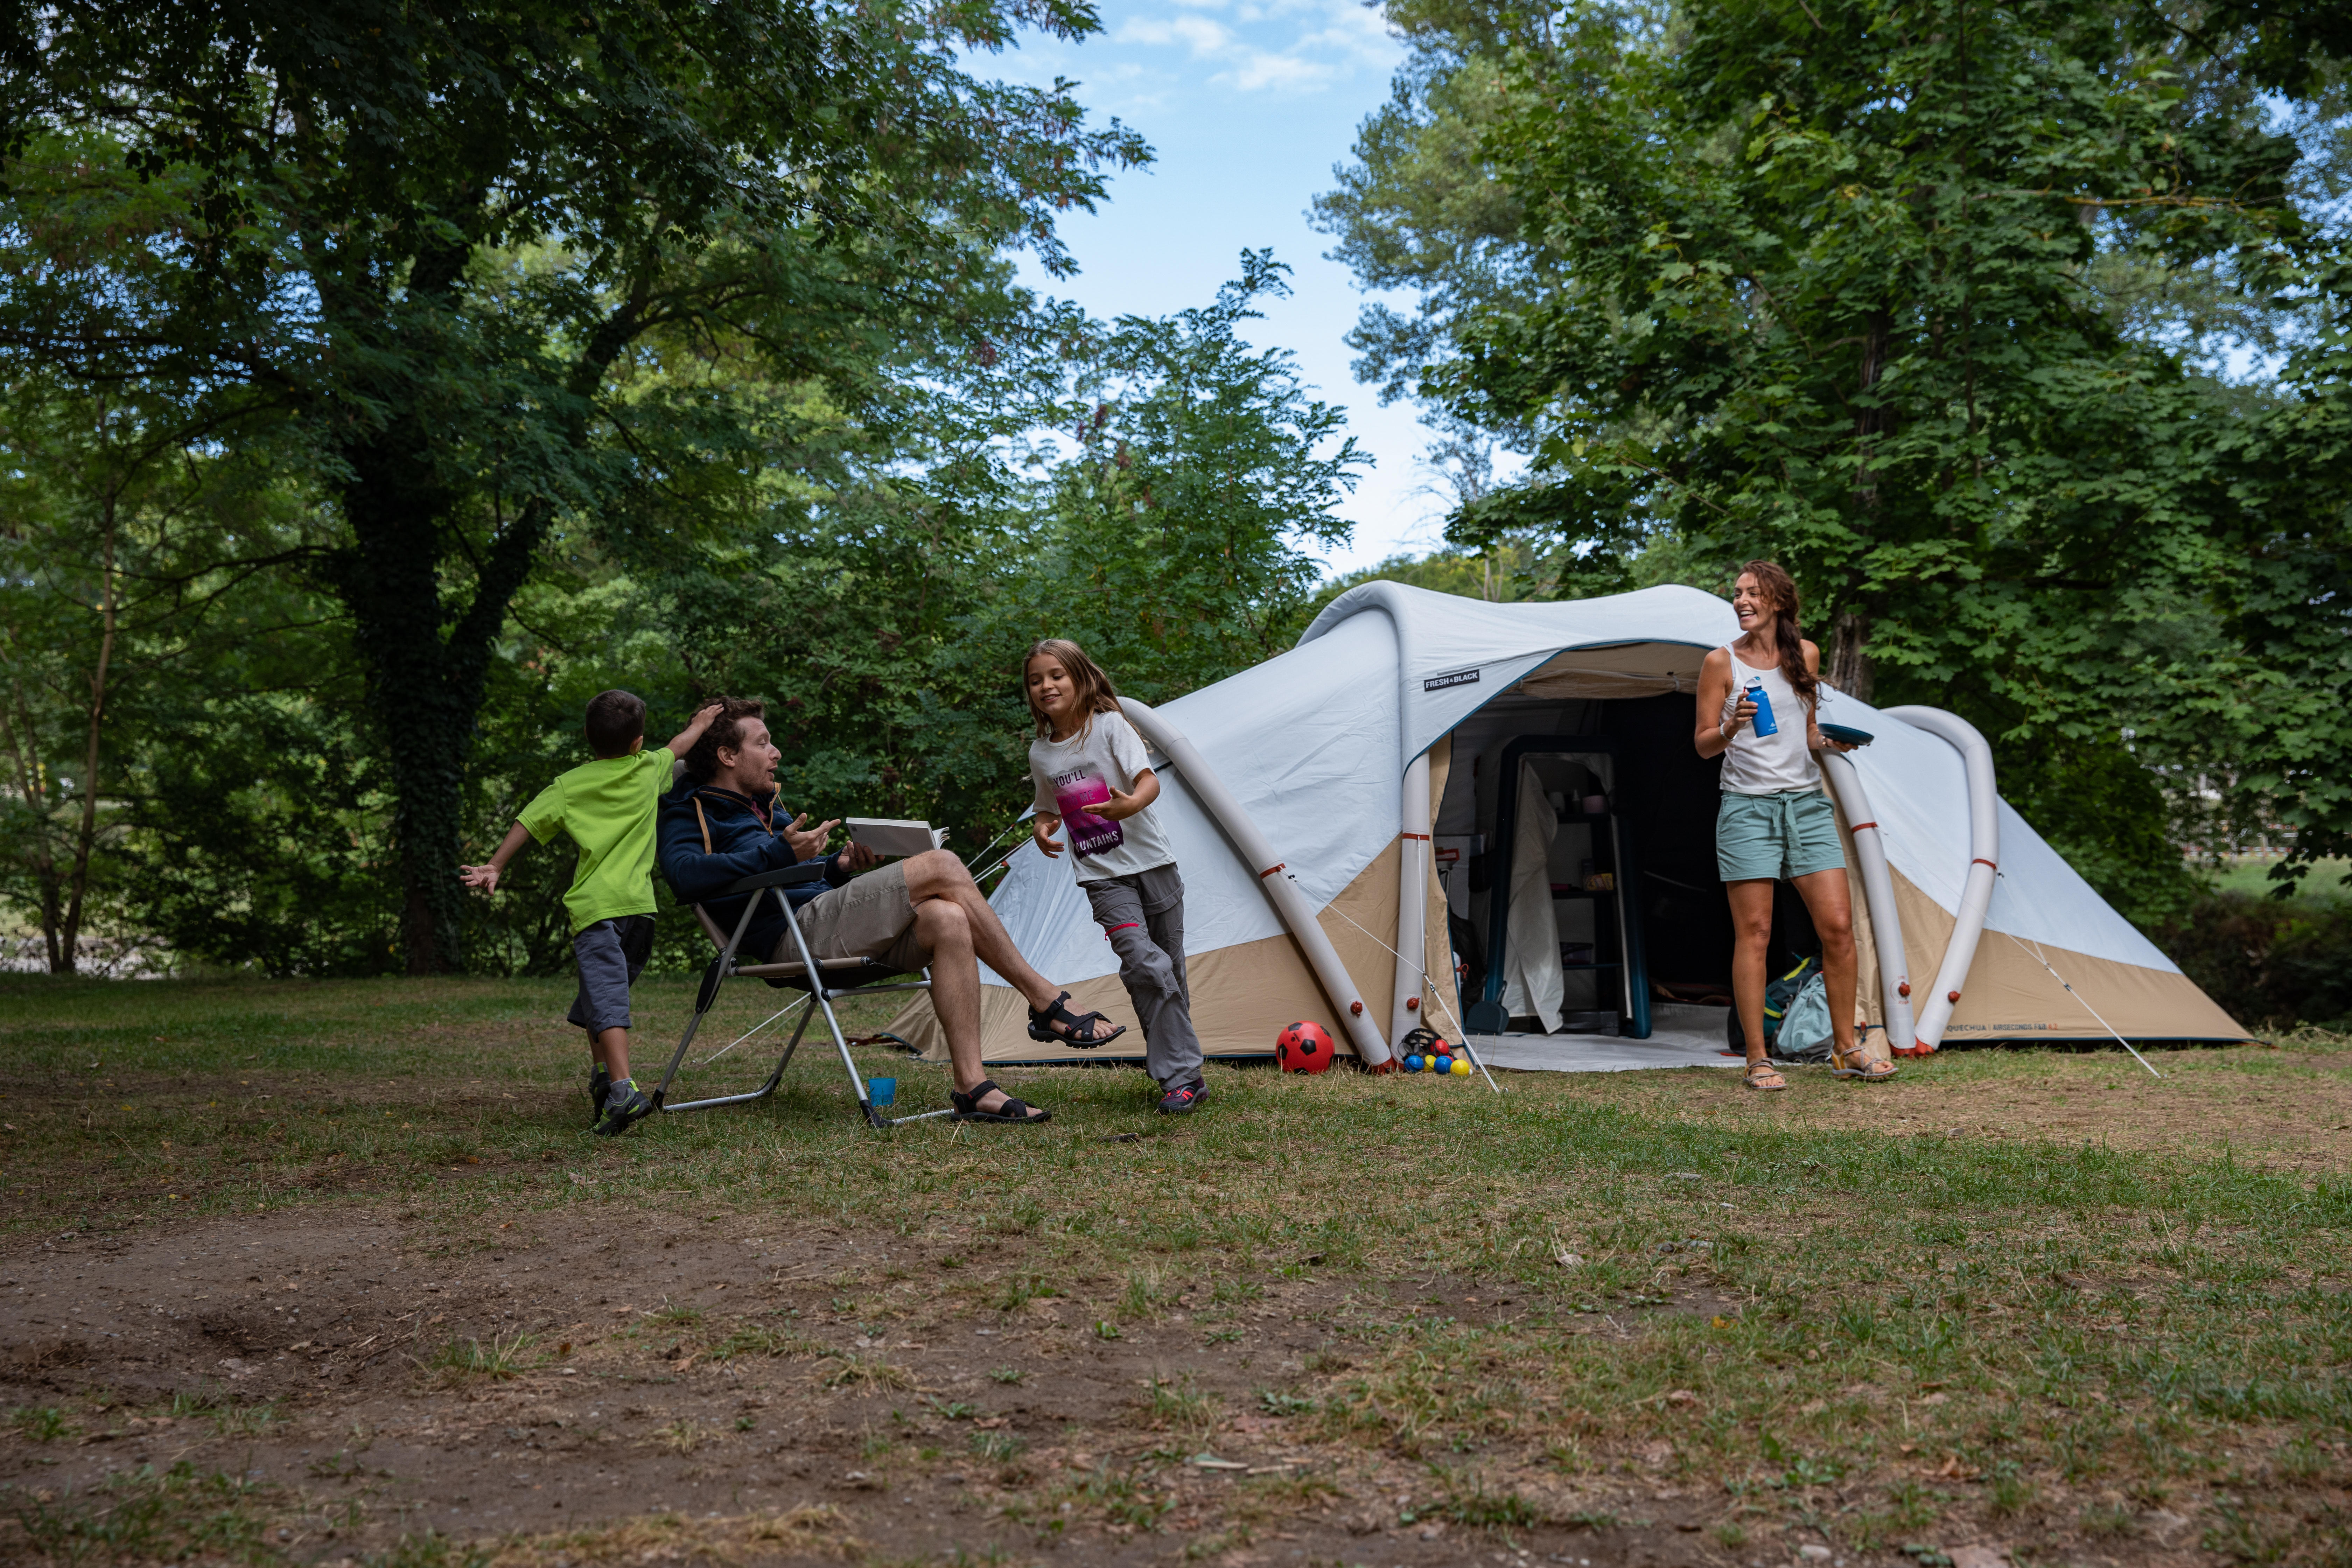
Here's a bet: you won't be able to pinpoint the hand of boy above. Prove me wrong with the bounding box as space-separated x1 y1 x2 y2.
1032 814 1064 859
460 822 533 896
665 702 727 757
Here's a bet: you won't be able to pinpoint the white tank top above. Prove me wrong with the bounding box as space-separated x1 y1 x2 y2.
1717 643 1820 795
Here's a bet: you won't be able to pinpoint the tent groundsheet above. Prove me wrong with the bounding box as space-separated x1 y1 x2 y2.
1468 1003 1745 1073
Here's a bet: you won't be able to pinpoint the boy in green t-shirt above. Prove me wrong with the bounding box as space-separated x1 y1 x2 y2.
463 691 722 1135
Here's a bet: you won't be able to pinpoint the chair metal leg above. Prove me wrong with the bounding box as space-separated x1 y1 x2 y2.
659 995 817 1114
650 892 765 1111
771 889 889 1128
661 888 948 1130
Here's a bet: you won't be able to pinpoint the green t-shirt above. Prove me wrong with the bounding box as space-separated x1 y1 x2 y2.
517 747 675 935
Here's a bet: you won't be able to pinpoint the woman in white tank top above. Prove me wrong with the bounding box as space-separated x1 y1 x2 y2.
1693 562 1894 1089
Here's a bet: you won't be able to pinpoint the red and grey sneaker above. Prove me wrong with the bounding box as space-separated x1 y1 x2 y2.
1156 1079 1208 1116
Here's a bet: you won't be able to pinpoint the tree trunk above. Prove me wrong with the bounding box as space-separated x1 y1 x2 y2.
332 420 572 974
332 418 470 975
56 483 121 974
324 283 643 973
1828 605 1873 702
1851 308 1893 515
0 670 64 971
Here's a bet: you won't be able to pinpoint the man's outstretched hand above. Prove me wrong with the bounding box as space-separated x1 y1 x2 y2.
783 812 839 861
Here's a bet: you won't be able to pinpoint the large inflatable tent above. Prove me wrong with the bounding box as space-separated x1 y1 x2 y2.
887 583 2247 1065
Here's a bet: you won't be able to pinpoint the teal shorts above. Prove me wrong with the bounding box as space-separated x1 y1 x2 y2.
1717 789 1846 882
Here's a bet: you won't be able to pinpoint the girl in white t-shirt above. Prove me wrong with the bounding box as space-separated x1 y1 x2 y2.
1024 640 1206 1115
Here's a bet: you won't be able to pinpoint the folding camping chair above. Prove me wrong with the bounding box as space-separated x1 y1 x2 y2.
646 863 950 1129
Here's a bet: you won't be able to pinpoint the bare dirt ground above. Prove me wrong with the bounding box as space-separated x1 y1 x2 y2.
1559 1038 2352 1174
3 1205 1795 1568
6 977 2346 1567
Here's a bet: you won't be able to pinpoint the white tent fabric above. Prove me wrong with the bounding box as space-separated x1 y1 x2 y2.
1298 581 1740 768
895 581 2245 1059
971 608 1404 994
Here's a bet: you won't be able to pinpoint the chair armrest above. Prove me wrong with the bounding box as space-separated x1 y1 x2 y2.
726 862 828 894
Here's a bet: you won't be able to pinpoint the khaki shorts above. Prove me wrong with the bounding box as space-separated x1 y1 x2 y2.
771 860 929 976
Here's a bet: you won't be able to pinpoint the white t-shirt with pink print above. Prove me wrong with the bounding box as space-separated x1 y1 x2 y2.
1028 709 1176 883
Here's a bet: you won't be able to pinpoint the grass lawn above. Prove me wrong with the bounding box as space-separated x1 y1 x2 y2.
0 973 2347 1567
2203 857 2352 903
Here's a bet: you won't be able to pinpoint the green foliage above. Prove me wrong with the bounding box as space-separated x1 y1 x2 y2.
0 361 327 973
1322 0 2352 904
647 255 1364 866
1443 0 2289 688
0 0 1149 973
2147 892 2352 1031
2202 253 2352 880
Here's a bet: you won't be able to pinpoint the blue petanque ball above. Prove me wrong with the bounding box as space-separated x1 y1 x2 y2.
1403 1054 1423 1073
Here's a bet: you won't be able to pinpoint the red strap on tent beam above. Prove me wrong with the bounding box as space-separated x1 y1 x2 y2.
1972 858 1997 868
1401 832 1430 840
1259 863 1284 879
1850 820 1877 831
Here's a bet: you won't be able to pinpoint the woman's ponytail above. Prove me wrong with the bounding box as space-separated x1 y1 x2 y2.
1740 560 1819 708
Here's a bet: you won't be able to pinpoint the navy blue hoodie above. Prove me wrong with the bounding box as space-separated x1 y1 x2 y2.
657 777 852 961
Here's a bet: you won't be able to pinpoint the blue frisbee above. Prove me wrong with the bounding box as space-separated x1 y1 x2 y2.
1819 722 1875 747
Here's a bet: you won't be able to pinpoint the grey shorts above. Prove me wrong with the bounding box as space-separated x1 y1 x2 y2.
771 860 929 975
568 915 654 1034
1717 789 1846 882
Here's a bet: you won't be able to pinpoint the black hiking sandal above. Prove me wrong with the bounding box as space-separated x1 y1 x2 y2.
1156 1079 1208 1116
949 1078 1051 1125
591 1079 653 1136
1025 990 1128 1049
588 1066 611 1127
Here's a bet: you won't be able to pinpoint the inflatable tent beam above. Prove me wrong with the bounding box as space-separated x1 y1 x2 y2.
1882 706 1999 1055
1392 750 1432 1047
1820 753 1916 1056
1119 697 1398 1070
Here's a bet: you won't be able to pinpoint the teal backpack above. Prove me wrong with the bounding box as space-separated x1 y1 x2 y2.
1722 956 1832 1060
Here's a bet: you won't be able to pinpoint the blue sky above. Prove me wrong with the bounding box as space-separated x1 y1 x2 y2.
998 0 1452 576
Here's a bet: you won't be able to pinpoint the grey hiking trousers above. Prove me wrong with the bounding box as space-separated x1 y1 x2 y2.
1082 863 1202 1089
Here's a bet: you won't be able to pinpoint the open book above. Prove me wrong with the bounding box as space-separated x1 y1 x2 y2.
847 818 948 858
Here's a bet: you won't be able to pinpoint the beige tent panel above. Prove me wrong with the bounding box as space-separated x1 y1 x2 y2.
891 840 1415 1064
1516 641 1711 701
1885 872 2249 1043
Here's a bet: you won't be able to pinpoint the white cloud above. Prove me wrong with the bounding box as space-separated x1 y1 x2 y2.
1116 13 1234 55
1114 0 1398 95
1225 51 1333 90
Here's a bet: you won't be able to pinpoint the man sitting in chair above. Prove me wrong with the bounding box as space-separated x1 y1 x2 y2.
656 697 1124 1124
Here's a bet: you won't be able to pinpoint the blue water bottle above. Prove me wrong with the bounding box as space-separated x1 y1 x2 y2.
1743 678 1778 737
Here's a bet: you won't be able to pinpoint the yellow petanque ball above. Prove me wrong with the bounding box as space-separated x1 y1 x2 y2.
1450 1057 1471 1076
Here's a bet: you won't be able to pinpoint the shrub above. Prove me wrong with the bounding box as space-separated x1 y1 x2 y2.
2147 893 2352 1031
